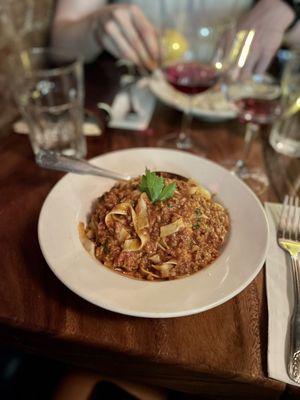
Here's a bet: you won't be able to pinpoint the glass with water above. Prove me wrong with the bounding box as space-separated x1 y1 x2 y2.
270 52 300 158
11 47 86 158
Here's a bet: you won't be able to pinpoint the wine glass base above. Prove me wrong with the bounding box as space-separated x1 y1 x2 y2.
220 159 269 197
237 168 269 196
157 132 206 157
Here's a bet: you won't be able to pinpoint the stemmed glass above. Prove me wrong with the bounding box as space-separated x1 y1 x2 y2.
221 32 281 195
157 1 235 153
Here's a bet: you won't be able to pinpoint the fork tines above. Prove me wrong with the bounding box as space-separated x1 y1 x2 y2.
278 195 300 242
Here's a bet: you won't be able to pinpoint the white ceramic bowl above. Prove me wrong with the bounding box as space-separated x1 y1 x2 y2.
38 148 268 318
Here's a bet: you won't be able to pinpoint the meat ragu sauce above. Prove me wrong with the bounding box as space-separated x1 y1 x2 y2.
82 176 229 281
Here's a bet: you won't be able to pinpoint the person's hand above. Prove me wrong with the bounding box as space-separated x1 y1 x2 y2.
238 0 295 76
92 4 159 70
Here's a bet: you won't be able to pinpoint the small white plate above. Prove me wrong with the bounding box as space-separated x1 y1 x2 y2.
147 71 237 122
38 148 268 318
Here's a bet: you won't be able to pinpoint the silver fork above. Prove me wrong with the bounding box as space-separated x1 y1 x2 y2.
277 195 300 383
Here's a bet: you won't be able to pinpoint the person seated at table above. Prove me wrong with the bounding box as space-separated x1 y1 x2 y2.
51 0 300 75
52 0 160 70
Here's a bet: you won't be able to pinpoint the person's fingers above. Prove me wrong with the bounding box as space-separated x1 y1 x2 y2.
239 54 258 79
130 5 159 61
254 36 281 74
103 19 140 65
101 33 122 59
112 8 154 69
214 27 236 68
238 37 261 79
94 20 121 59
254 52 274 75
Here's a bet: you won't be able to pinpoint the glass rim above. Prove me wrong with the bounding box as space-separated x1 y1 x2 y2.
12 47 83 77
159 19 236 34
283 49 300 69
197 20 236 30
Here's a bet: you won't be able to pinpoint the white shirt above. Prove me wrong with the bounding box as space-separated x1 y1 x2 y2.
116 0 253 26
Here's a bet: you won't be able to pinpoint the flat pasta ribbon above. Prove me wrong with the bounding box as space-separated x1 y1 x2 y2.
187 179 211 198
105 193 150 252
105 202 132 243
78 222 95 257
160 218 184 238
152 259 177 278
124 193 150 252
105 202 131 226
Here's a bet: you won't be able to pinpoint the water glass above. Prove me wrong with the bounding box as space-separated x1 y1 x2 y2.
10 47 87 158
269 52 300 158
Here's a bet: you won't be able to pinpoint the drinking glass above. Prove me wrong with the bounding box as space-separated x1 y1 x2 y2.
157 1 236 153
10 47 87 158
220 29 282 195
269 52 300 157
223 74 281 193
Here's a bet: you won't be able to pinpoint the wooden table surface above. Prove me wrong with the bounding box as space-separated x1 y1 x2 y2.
1 56 300 399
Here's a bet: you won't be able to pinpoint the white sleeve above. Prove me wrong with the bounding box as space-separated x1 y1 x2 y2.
54 0 107 22
51 0 108 62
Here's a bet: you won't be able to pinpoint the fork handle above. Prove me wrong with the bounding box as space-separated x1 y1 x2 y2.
288 255 300 383
35 150 131 181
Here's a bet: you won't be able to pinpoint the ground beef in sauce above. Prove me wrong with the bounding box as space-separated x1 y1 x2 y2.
84 177 230 281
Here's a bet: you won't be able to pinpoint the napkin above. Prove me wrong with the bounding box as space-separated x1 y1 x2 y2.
106 78 156 130
13 114 102 137
265 202 299 386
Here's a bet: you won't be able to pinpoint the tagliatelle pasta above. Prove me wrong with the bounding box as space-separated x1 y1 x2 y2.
81 174 229 281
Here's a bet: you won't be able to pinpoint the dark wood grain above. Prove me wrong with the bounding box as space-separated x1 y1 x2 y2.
0 55 299 398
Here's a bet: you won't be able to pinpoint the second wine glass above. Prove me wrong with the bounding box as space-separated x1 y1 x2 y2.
157 2 235 154
222 74 281 195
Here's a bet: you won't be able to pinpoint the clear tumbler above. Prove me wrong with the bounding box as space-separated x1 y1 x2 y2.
270 52 300 158
10 47 87 158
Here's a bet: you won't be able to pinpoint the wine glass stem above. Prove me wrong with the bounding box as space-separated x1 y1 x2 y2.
177 98 193 150
234 122 259 176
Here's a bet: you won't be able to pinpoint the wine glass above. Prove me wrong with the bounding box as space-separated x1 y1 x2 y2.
157 1 235 153
222 60 281 195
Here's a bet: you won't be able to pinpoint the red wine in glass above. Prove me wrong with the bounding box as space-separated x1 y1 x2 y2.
236 97 282 125
164 62 219 95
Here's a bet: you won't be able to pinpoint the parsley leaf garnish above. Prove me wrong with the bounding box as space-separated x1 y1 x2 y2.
139 169 176 203
159 182 176 202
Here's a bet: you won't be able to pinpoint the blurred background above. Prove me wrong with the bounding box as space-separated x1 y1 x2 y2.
0 0 54 132
0 1 299 399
